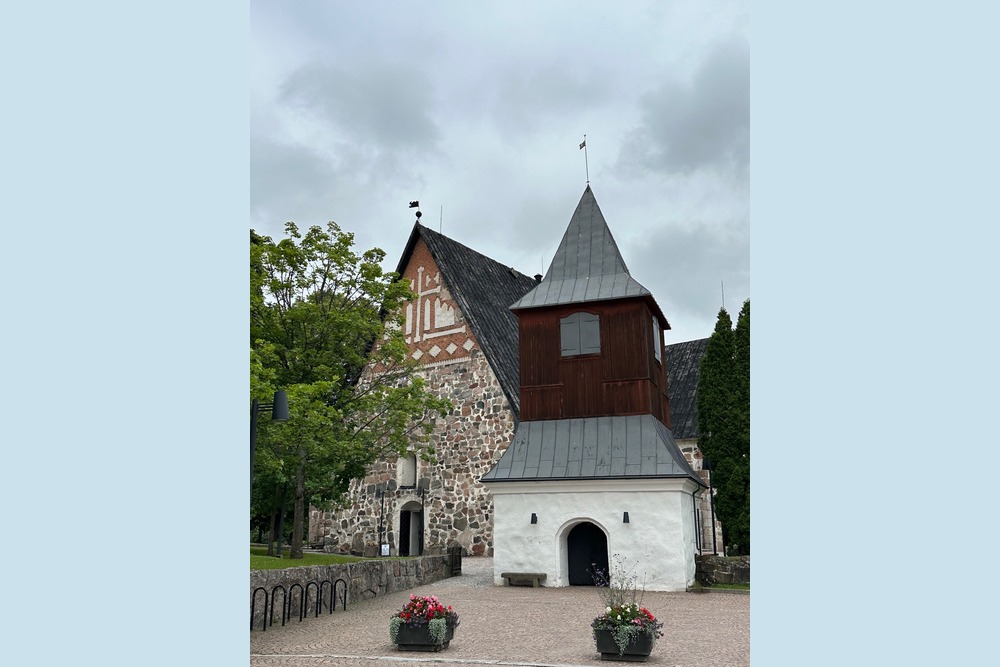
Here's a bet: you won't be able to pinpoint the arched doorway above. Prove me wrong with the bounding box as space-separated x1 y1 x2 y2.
567 521 609 585
398 501 423 556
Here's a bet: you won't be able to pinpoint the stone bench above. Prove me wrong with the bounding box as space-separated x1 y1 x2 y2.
500 572 546 587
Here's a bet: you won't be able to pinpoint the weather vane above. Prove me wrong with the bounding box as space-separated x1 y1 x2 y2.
409 200 422 223
579 135 589 185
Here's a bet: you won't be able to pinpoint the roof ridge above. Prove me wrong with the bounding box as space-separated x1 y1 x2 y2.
418 224 532 280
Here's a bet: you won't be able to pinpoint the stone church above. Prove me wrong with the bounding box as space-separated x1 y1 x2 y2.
308 188 720 566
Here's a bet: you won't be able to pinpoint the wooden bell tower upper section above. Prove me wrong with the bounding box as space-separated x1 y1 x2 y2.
510 186 672 426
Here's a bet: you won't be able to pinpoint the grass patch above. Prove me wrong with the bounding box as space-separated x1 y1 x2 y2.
707 582 750 590
250 546 365 570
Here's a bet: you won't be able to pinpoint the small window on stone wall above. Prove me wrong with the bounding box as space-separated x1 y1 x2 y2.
399 453 417 488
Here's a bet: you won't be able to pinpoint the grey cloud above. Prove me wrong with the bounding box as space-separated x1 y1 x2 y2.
624 221 749 323
251 138 338 228
251 59 444 230
505 190 582 259
485 64 613 140
250 4 750 346
280 61 441 150
620 35 749 177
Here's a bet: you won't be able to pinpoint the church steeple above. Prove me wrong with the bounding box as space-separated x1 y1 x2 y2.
510 186 663 323
546 185 631 280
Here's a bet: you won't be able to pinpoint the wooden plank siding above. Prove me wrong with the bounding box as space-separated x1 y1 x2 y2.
517 299 671 425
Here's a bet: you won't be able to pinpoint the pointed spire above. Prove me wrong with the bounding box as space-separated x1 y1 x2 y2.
545 185 630 281
510 186 654 311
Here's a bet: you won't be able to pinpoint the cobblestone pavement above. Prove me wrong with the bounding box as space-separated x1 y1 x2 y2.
250 558 749 667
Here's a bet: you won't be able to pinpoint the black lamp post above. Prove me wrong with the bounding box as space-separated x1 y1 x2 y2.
704 458 718 555
250 390 289 496
417 478 430 556
375 484 386 556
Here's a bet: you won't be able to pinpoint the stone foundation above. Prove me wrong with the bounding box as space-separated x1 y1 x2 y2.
695 555 750 586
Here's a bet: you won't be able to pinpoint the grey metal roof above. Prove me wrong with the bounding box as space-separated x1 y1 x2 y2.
509 187 664 323
665 338 709 440
543 186 632 280
396 223 537 419
481 414 705 486
510 274 652 309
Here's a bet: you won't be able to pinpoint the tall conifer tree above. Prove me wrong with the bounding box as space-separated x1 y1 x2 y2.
697 302 750 554
730 300 750 552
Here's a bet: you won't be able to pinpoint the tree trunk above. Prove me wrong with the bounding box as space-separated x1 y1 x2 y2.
267 511 276 557
267 484 281 557
290 449 306 559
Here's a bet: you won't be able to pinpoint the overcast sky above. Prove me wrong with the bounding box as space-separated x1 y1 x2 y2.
251 1 749 344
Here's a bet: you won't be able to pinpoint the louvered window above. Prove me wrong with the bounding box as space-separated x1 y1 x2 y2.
560 312 601 356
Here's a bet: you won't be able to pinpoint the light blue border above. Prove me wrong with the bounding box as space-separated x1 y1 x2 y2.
2 2 245 664
755 2 1000 664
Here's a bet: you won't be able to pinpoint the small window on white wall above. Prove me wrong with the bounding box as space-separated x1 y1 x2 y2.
560 312 601 356
399 453 417 488
652 315 662 363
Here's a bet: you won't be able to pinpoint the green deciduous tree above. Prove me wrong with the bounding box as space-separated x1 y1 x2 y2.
251 222 452 558
697 300 750 554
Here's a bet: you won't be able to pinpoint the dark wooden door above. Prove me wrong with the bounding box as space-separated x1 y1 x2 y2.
567 522 609 585
399 511 411 556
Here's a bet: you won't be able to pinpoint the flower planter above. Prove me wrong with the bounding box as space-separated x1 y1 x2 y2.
590 559 663 662
594 628 655 662
394 623 456 651
390 594 460 652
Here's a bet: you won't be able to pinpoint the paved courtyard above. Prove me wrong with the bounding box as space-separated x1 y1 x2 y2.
250 557 749 667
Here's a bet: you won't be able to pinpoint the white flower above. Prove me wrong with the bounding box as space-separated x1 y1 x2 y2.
606 607 612 613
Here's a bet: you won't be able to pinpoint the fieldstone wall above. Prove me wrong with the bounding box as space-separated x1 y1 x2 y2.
310 352 515 556
250 555 451 629
309 238 516 558
695 555 750 585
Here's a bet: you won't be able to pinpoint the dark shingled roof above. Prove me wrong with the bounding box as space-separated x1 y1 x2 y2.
509 186 667 325
396 223 537 420
665 338 709 440
481 414 705 486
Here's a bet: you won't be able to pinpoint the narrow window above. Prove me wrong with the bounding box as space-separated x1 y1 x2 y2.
399 453 417 488
560 312 601 356
652 315 662 362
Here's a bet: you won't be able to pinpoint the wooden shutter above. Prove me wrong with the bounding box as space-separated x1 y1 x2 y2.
580 313 601 355
560 313 581 355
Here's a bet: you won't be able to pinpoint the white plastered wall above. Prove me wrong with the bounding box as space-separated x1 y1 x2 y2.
488 478 702 591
